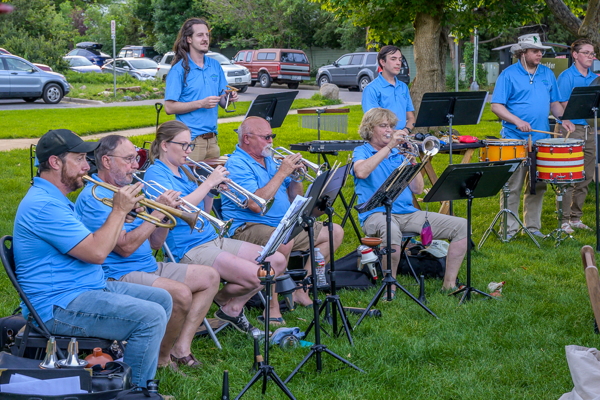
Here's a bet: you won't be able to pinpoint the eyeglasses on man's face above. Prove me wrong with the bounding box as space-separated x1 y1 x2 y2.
246 133 276 140
578 50 597 58
107 154 140 164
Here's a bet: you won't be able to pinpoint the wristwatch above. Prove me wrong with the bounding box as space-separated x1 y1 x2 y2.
405 127 412 134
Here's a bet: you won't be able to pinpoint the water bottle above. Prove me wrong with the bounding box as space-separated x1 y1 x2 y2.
314 248 327 288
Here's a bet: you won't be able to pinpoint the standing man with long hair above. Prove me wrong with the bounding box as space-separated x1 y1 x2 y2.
164 18 238 162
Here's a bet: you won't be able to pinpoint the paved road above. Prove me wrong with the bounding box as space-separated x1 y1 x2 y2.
0 83 363 111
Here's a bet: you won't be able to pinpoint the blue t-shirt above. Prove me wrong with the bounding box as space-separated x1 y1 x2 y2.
75 174 158 280
13 177 106 323
352 143 418 224
557 63 597 125
362 73 415 130
143 160 218 261
491 62 560 142
165 54 228 140
222 145 293 233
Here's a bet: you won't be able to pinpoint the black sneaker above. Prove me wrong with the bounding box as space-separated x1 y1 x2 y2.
214 308 263 337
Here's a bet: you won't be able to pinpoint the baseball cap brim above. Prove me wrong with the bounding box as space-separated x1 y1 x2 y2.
71 141 100 154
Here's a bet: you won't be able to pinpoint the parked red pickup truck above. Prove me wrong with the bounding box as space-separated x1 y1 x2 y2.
233 48 310 89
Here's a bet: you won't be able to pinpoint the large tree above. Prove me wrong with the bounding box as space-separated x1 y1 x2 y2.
545 0 600 46
318 0 543 112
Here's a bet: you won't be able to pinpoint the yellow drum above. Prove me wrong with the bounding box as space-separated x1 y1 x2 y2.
479 139 527 162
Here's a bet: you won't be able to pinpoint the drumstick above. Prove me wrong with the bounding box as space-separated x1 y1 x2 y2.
528 135 532 153
530 129 562 137
564 130 572 142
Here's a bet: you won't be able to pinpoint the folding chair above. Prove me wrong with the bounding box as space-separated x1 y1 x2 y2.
582 245 600 332
0 236 112 359
161 243 228 350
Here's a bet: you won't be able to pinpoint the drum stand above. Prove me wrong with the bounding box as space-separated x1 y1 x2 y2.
547 184 574 247
478 183 541 249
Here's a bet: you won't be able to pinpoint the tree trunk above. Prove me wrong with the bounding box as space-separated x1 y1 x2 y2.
410 10 447 117
545 0 600 47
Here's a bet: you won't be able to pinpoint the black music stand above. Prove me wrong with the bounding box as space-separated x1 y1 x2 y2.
423 161 514 304
235 196 309 400
415 91 488 214
562 85 600 252
285 172 365 384
302 163 355 345
353 163 438 329
245 91 299 129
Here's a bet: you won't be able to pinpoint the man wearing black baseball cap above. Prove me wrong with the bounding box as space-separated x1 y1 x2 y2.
13 128 172 388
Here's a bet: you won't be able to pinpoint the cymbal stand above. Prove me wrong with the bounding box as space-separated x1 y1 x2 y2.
478 182 540 249
547 183 574 247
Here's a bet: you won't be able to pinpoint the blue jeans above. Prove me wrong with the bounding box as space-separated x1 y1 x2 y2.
47 281 172 387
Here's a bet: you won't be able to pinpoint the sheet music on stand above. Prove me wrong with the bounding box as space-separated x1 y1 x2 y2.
257 195 310 264
355 163 421 214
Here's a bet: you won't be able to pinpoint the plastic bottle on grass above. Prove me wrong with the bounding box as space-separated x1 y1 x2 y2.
314 248 327 288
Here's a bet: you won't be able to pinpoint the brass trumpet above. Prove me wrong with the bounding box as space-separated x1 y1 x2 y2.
186 157 274 216
82 175 201 231
268 146 326 183
132 173 232 238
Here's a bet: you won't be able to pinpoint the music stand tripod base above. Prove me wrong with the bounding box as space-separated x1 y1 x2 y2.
547 183 576 247
478 183 540 249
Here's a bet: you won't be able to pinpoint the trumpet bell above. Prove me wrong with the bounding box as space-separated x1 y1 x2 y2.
422 136 441 157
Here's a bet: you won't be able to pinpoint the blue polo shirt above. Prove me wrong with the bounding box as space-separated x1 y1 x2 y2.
362 73 414 130
165 54 228 140
222 145 293 233
13 177 106 323
352 143 418 224
492 62 560 142
557 63 596 125
75 174 158 280
143 160 218 261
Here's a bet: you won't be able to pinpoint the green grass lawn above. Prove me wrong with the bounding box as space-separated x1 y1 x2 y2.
0 103 597 399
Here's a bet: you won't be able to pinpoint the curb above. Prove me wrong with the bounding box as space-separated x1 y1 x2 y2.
63 97 105 105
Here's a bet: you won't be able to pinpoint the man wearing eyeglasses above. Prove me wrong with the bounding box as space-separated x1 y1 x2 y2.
222 117 345 307
75 135 220 370
491 33 575 240
556 39 598 233
164 18 238 163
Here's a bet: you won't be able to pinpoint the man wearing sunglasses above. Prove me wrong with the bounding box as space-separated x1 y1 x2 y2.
491 33 575 240
221 117 345 307
556 39 598 234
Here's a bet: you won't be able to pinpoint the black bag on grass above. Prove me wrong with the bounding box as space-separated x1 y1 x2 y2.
325 250 375 290
398 244 446 279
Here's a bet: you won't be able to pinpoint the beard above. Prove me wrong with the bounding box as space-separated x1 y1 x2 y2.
261 145 273 158
60 163 84 193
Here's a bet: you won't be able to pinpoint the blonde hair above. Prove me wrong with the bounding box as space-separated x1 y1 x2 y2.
150 120 189 162
358 108 398 141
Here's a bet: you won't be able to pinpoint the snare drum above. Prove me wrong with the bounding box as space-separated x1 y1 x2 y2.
480 139 527 162
535 138 585 183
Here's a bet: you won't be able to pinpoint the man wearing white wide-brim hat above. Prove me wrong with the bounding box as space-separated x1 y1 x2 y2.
491 33 576 240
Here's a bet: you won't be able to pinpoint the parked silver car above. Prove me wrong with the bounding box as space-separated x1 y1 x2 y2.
101 58 158 81
63 56 102 73
0 54 70 104
156 51 251 92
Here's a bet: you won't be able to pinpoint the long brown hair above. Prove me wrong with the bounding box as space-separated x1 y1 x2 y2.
151 120 190 162
171 17 210 86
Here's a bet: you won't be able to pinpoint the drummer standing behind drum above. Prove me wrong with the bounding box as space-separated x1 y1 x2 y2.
557 39 598 233
491 33 575 239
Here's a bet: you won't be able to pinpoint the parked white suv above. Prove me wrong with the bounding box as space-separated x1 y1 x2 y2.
157 51 251 92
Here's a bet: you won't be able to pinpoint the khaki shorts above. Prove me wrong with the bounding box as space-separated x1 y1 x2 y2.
180 237 244 266
189 135 220 161
232 221 324 252
118 261 188 286
362 211 467 247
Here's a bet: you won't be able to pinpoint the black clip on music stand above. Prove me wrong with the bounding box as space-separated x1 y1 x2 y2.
423 161 514 304
235 197 310 400
353 163 438 329
415 91 487 214
562 85 600 252
301 163 355 345
284 172 365 384
245 91 299 129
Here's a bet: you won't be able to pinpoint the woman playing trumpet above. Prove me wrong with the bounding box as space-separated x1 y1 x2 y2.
144 120 288 331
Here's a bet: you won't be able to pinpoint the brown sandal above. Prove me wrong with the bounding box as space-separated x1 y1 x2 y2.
170 353 202 369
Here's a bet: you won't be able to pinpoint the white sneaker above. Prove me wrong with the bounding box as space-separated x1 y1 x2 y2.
561 223 574 234
570 220 593 230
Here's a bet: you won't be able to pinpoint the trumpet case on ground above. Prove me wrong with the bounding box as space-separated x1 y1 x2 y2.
0 351 130 400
